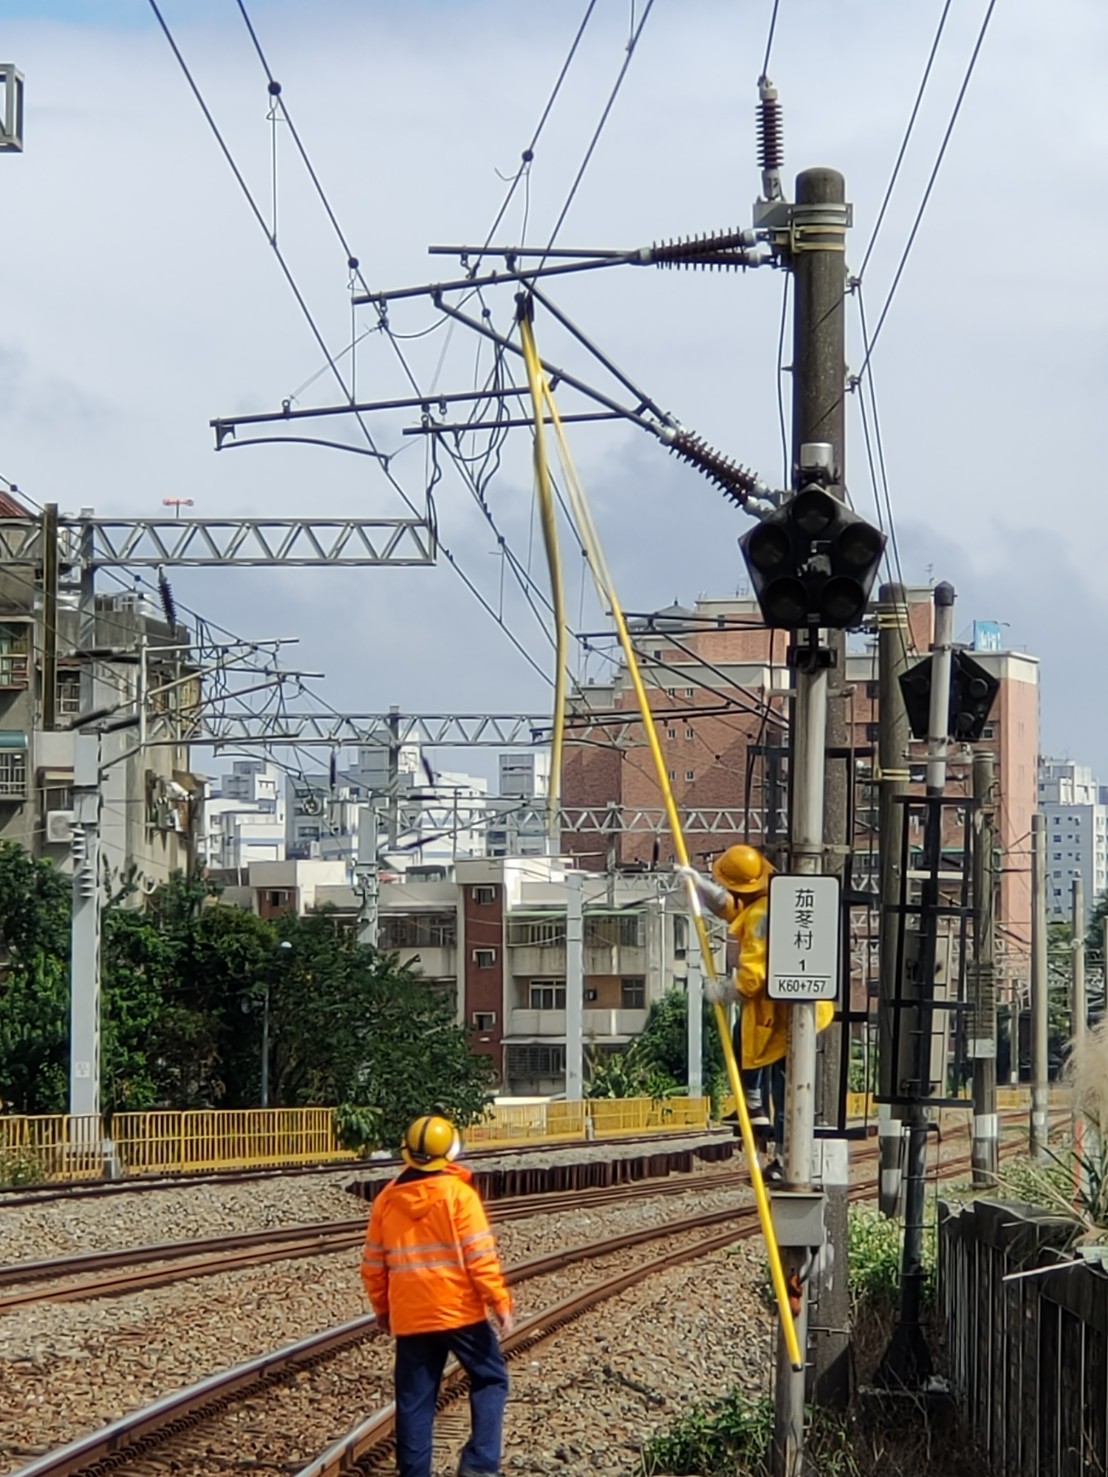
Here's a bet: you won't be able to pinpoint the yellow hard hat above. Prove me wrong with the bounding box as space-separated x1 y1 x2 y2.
401 1114 461 1171
711 844 773 895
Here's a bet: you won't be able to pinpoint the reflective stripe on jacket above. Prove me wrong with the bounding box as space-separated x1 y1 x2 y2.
361 1164 511 1335
732 896 833 1068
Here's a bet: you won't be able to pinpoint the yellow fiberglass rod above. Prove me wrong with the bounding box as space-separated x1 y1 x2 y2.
517 320 803 1372
518 305 568 846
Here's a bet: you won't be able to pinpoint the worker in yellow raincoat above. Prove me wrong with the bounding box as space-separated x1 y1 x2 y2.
680 845 833 1182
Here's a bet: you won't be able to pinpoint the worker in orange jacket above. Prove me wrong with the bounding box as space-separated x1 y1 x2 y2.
361 1114 514 1477
681 845 833 1182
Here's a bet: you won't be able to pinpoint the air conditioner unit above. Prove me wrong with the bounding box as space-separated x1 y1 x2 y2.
46 810 75 845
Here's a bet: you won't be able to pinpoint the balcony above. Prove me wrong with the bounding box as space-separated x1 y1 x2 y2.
390 944 457 980
508 1007 649 1040
508 944 647 978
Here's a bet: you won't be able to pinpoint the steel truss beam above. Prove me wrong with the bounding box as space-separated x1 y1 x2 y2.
0 517 435 567
152 709 659 748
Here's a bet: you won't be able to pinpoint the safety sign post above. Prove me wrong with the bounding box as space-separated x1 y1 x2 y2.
767 874 842 1001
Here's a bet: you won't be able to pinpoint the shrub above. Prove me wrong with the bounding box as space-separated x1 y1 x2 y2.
638 1389 774 1476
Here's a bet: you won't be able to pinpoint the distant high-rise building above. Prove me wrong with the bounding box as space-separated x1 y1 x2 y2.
1038 758 1108 919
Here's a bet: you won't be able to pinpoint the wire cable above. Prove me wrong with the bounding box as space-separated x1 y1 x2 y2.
760 0 782 82
539 0 657 263
857 0 953 284
855 0 998 380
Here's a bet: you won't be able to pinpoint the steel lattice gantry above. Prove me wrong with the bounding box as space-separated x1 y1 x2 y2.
0 516 436 566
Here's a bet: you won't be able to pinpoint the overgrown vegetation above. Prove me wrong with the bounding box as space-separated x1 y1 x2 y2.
584 988 728 1104
638 1389 775 1476
0 847 495 1147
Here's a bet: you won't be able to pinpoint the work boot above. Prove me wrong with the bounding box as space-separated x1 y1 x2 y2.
763 1158 785 1186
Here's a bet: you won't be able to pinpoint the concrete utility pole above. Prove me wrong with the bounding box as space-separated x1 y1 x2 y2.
1030 812 1049 1159
775 595 828 1476
565 871 584 1101
789 165 852 1418
41 502 59 731
970 749 998 1184
687 954 703 1101
876 582 910 1216
69 732 102 1126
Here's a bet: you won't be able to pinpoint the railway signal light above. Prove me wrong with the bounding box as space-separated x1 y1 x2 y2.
899 650 999 743
740 483 886 630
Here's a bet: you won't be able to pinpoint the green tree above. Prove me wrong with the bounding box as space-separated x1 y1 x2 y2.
585 989 728 1103
0 844 71 1112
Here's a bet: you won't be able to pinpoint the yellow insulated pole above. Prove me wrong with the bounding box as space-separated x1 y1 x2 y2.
518 317 802 1371
517 300 567 849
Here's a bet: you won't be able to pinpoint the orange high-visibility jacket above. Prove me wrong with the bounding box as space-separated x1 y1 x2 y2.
732 896 833 1068
361 1164 511 1336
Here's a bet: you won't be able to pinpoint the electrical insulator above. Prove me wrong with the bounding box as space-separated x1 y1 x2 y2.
666 431 759 508
757 78 784 202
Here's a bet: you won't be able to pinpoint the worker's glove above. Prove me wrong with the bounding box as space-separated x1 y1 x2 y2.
675 865 731 919
704 971 739 1005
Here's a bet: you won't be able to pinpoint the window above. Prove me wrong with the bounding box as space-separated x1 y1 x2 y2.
685 727 695 739
529 980 566 1010
621 977 646 1009
0 748 27 799
266 890 289 907
506 1043 565 1080
380 913 457 949
666 727 677 740
685 769 695 781
684 687 694 697
472 1011 496 1031
585 988 598 1002
981 724 996 740
44 785 73 812
472 885 496 906
666 687 676 698
473 948 496 968
56 670 82 717
668 769 676 780
673 914 689 957
865 722 881 742
507 918 565 947
586 915 645 949
865 680 879 699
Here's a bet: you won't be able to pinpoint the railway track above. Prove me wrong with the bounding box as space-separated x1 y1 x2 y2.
9 1118 1052 1477
0 1107 1031 1313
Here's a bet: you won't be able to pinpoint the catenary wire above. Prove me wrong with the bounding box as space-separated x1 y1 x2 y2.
855 0 998 381
760 0 781 82
857 0 954 284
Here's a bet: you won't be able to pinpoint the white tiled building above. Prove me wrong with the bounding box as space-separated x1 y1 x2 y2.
1038 758 1108 919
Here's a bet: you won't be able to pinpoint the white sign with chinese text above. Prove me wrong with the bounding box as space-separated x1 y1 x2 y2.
766 874 841 1001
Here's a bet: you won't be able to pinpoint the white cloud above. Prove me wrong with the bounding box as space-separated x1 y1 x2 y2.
3 0 1106 772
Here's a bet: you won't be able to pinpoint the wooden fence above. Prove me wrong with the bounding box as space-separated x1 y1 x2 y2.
939 1197 1108 1477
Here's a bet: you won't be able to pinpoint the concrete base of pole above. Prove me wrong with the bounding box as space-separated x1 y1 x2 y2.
810 1137 851 1408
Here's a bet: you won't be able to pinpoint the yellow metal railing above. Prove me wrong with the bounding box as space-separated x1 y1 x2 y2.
0 1114 106 1183
0 1097 717 1185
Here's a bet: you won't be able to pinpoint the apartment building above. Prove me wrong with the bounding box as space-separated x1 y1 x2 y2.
1039 758 1108 920
562 589 1039 1007
202 760 286 876
0 507 199 891
243 854 714 1096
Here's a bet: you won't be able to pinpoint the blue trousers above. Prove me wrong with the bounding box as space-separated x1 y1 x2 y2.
394 1319 509 1477
741 1060 786 1150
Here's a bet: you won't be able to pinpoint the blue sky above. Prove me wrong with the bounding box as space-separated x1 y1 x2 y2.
3 0 1106 779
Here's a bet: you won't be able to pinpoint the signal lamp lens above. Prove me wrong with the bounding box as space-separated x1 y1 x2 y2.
835 522 884 571
745 522 791 575
821 577 866 628
791 487 836 537
966 676 990 701
761 577 810 627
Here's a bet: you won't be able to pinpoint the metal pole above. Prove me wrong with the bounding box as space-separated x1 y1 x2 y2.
260 979 271 1109
1030 812 1049 1159
77 510 97 712
876 582 910 1216
774 641 827 1476
789 165 852 1413
878 581 955 1388
356 803 380 948
970 749 998 1184
41 502 59 731
687 953 703 1101
565 870 584 1101
1072 875 1086 1048
387 705 401 849
69 732 102 1129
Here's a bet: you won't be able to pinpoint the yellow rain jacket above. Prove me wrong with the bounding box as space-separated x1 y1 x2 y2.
731 895 834 1068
